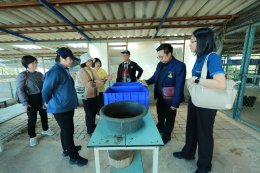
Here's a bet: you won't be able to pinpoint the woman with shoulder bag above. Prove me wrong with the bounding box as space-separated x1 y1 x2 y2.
16 55 54 147
173 28 226 173
76 53 104 134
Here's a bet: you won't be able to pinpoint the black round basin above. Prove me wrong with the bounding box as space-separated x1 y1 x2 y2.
100 101 148 134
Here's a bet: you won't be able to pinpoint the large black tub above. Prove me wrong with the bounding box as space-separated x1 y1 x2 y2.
100 101 148 134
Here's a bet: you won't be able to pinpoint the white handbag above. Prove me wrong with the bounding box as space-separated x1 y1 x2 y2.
75 74 87 100
188 53 240 110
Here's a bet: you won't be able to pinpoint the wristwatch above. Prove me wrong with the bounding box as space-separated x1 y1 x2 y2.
195 77 200 84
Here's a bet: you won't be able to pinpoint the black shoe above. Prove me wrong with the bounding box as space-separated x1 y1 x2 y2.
173 151 195 160
63 145 82 157
195 169 209 173
162 135 171 144
69 156 88 166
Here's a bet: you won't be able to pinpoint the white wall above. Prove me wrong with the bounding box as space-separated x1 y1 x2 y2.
87 40 196 80
89 42 108 72
128 41 160 80
184 40 196 79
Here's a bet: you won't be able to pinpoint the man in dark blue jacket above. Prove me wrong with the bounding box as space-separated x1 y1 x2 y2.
42 47 88 166
142 44 186 144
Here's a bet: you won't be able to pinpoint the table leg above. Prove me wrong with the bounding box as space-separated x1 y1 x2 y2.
152 147 159 173
94 148 101 173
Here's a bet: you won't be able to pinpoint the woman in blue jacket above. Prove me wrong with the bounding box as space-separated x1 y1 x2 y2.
42 47 88 166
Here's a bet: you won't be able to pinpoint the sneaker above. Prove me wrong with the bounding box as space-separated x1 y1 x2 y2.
29 137 38 147
41 129 54 136
63 145 82 157
69 156 88 166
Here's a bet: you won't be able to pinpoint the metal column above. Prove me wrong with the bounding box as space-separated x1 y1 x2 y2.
233 25 256 119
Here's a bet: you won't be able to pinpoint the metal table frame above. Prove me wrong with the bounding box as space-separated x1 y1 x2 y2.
88 111 164 173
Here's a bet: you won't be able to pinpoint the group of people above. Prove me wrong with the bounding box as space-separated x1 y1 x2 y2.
142 28 225 173
15 27 226 173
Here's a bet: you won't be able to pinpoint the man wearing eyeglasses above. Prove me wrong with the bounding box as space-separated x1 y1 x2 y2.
116 50 143 82
141 44 186 144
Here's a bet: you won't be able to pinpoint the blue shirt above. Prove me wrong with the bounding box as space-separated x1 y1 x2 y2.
192 52 224 79
42 63 78 114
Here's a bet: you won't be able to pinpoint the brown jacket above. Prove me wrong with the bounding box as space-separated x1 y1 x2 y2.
77 68 101 99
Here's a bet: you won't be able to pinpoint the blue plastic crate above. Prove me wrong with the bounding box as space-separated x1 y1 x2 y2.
104 86 149 109
112 82 142 87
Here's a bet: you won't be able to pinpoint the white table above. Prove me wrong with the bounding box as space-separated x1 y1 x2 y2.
88 111 164 173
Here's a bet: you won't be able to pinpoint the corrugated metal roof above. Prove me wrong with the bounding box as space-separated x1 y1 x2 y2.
0 0 258 56
0 0 256 42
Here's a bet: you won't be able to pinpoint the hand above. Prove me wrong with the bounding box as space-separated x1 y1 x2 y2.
140 81 148 87
170 106 176 110
42 103 48 109
105 75 113 81
24 105 31 111
99 79 105 85
186 77 197 87
94 79 104 85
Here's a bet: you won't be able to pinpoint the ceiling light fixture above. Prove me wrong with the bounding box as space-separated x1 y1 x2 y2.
67 43 88 48
108 42 126 46
13 45 42 49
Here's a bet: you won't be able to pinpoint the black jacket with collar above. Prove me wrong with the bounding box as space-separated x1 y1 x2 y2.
116 61 143 82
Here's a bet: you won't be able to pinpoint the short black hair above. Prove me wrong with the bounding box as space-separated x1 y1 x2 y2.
93 58 102 67
193 28 216 55
21 55 37 68
80 63 87 68
156 43 173 55
55 54 67 62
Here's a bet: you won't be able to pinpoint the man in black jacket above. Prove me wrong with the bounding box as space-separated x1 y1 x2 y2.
116 50 143 82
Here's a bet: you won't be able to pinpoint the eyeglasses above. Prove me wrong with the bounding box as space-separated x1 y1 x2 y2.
157 54 166 59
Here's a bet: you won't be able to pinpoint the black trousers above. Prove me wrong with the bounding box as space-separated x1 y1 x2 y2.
181 98 217 171
27 93 48 138
83 97 98 134
156 95 177 136
53 110 79 159
97 92 104 114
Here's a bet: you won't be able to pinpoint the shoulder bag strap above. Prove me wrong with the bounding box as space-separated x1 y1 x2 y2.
90 69 98 96
24 71 29 95
201 52 216 78
83 69 98 97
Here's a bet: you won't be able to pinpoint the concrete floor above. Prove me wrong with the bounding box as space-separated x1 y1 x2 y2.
0 104 260 173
